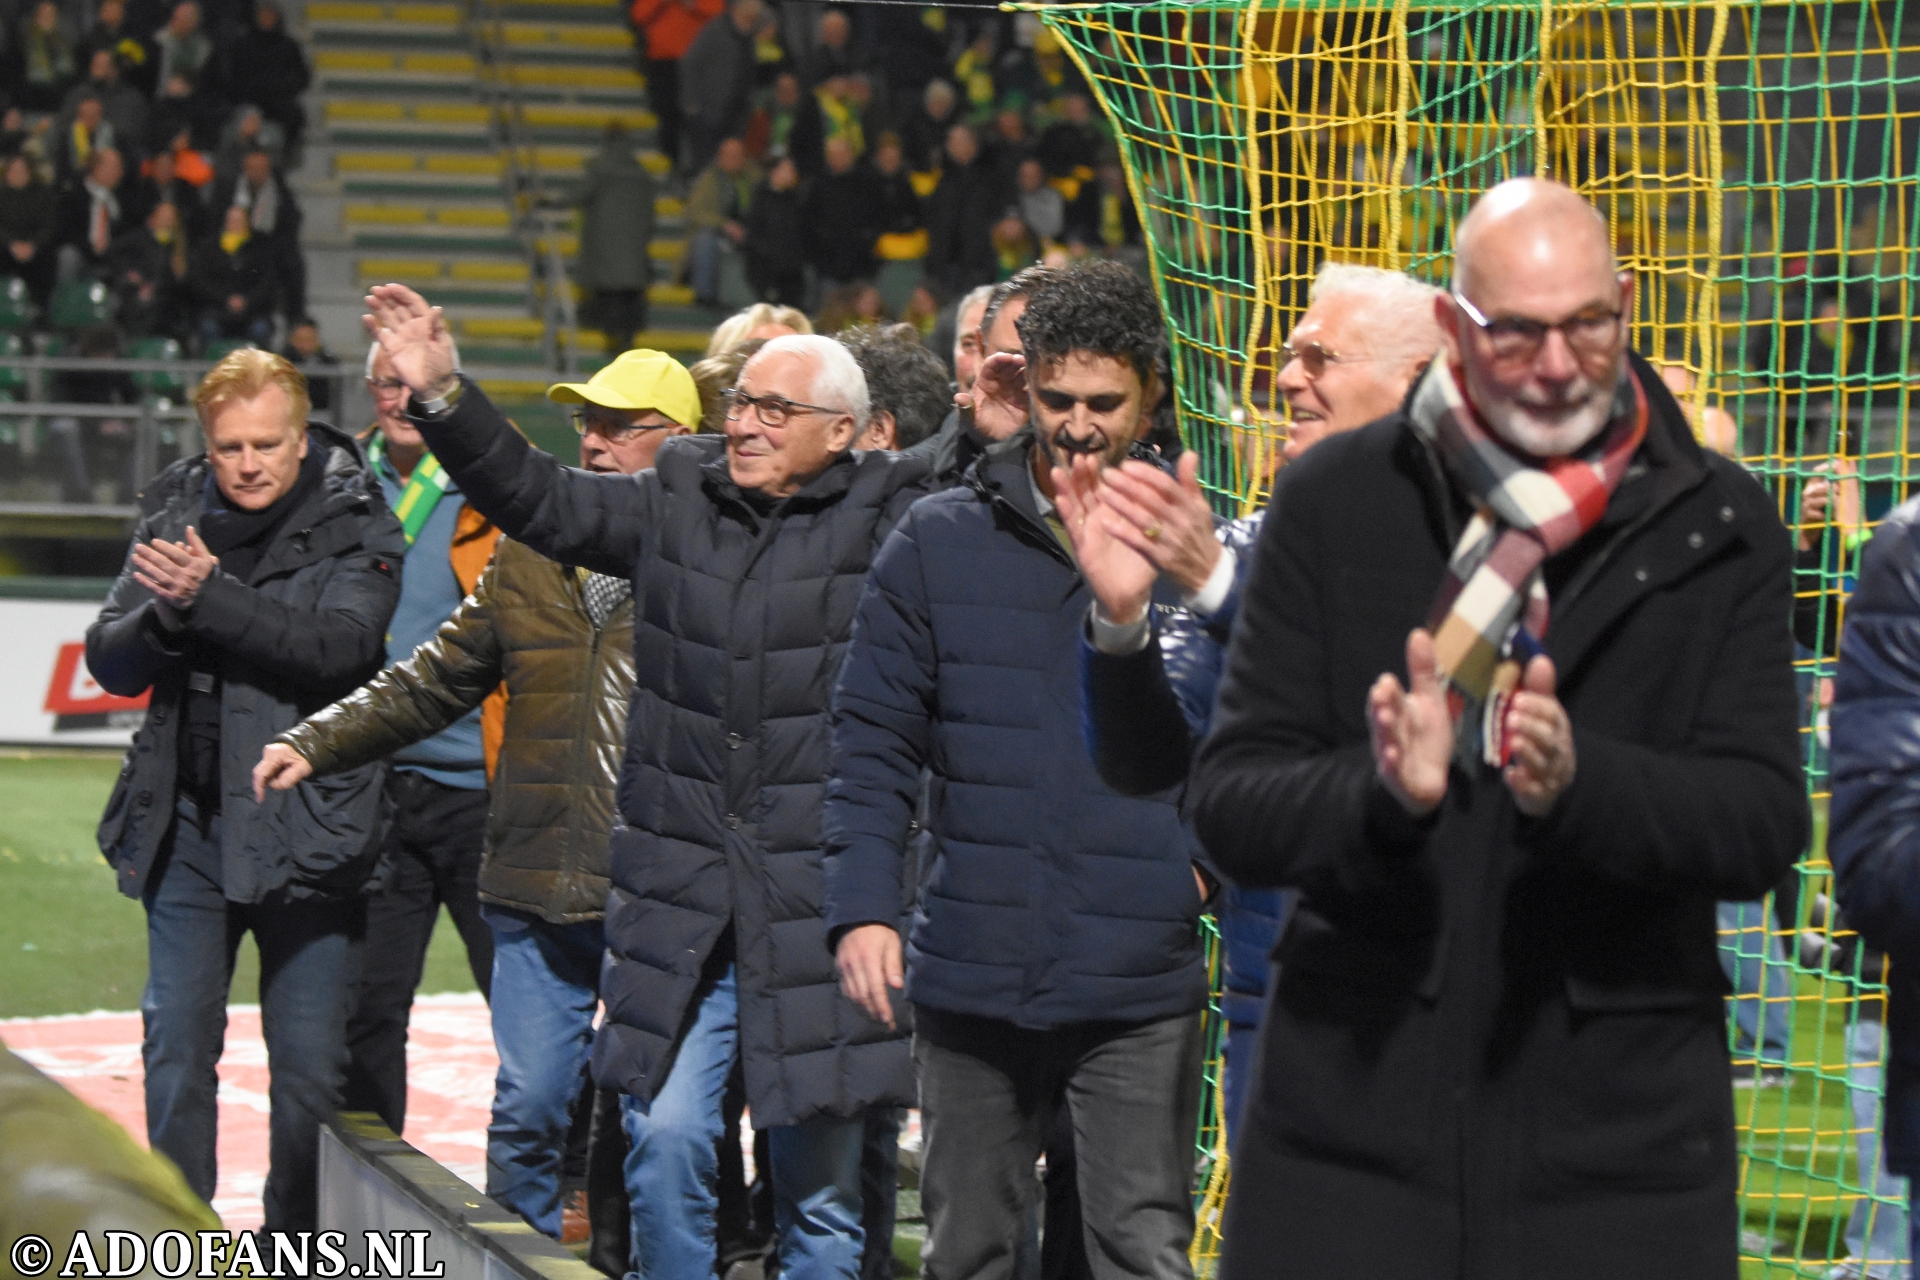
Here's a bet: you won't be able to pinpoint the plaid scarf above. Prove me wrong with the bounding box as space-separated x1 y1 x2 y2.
1407 354 1647 764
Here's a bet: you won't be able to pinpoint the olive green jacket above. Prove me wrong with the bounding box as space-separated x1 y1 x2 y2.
279 538 634 923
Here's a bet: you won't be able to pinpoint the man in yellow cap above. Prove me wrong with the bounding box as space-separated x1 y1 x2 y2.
254 348 696 1247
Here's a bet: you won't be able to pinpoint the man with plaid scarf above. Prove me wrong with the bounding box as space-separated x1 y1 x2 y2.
1188 178 1809 1279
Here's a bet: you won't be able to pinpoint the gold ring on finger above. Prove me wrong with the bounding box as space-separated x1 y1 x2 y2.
1144 522 1162 541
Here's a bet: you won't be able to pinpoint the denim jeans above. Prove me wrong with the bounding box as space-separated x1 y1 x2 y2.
1719 899 1793 1063
142 797 366 1232
1842 1020 1912 1278
485 912 604 1238
619 962 865 1280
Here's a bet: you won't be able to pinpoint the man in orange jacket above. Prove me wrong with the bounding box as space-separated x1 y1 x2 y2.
630 0 722 171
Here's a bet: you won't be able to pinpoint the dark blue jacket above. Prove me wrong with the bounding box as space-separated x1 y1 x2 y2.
824 432 1210 1030
1079 512 1286 1026
1829 498 1920 1171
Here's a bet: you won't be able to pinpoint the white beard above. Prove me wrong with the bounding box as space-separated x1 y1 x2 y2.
1479 391 1613 458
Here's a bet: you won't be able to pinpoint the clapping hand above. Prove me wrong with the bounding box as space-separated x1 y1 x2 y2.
131 526 217 628
1052 452 1156 626
1368 629 1453 816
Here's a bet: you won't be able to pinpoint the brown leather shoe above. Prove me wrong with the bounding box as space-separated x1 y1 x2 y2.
560 1188 591 1246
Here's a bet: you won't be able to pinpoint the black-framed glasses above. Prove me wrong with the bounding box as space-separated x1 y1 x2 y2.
570 408 673 443
1452 291 1624 364
1280 340 1376 380
723 387 844 427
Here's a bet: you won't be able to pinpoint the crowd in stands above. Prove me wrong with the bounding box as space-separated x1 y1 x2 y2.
636 0 1146 326
0 0 311 359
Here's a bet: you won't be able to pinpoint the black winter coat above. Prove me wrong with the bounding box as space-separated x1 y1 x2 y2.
88 421 406 903
414 380 927 1128
924 159 1006 297
804 166 880 283
824 433 1211 1029
1189 356 1808 1280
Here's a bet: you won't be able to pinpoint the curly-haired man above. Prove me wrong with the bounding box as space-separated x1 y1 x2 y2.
825 260 1214 1280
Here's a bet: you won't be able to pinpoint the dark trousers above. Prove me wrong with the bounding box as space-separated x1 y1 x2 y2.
913 1006 1203 1280
142 796 367 1232
590 288 647 357
342 769 492 1134
644 57 683 169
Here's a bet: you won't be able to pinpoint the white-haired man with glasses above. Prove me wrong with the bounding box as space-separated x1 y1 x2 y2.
358 282 926 1280
337 342 503 1140
1187 178 1807 1278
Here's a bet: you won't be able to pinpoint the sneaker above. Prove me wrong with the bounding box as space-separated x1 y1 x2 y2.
560 1189 590 1246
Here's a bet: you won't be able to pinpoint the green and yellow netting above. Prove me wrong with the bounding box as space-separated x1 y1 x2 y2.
1016 0 1920 1272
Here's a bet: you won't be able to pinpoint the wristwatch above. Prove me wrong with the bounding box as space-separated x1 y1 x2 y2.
413 378 463 418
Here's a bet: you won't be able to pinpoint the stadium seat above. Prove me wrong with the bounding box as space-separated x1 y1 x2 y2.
0 331 24 400
47 279 114 332
0 278 33 332
126 337 187 400
201 338 257 362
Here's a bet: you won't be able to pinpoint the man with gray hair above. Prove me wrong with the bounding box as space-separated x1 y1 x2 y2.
360 283 926 1280
1064 260 1444 1145
1188 179 1806 1277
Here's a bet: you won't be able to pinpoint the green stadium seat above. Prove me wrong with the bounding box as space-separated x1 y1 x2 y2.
47 278 114 332
0 278 34 332
126 336 186 399
0 331 24 399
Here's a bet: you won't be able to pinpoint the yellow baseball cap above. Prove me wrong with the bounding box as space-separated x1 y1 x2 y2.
546 349 701 428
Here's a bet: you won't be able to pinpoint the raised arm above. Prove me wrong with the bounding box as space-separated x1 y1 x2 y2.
363 283 653 576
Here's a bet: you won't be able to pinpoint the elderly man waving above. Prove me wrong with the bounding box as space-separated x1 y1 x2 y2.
1189 180 1807 1279
361 284 925 1280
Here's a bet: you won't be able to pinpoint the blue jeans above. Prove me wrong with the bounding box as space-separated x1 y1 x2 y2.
620 962 864 1280
485 912 604 1238
1844 1020 1912 1277
1718 900 1793 1063
142 797 366 1232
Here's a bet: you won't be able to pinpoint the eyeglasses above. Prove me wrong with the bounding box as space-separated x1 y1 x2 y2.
1451 292 1624 364
723 388 844 427
571 408 674 443
1280 340 1376 380
366 377 408 395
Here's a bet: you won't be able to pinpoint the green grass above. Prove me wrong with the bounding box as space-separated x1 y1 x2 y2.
0 753 482 1019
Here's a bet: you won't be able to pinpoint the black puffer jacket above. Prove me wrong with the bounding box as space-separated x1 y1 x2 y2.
88 421 406 903
414 379 928 1129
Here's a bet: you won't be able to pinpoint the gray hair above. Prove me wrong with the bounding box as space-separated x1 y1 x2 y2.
1307 262 1444 368
365 341 382 377
754 333 870 428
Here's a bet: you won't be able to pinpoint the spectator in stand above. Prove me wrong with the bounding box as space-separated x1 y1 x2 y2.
704 299 808 357
826 261 1213 1280
154 1 211 92
0 151 59 309
870 133 924 256
984 102 1031 192
108 199 191 339
989 212 1036 281
361 281 925 1280
814 281 885 334
950 29 999 122
684 135 759 310
804 7 858 85
836 321 950 451
127 147 211 241
806 135 879 296
62 51 149 169
868 5 949 129
743 153 806 309
212 148 304 321
148 74 222 158
1037 92 1103 189
576 122 657 356
925 124 1003 300
679 0 765 176
1066 160 1141 258
190 204 276 344
909 270 1044 486
1015 156 1065 246
630 0 720 173
281 317 339 414
57 95 119 187
1187 178 1805 1279
58 147 129 282
220 2 311 152
901 78 958 174
81 0 157 97
12 1 79 112
1069 263 1446 1146
85 349 405 1233
214 107 288 189
256 350 695 1248
813 73 873 166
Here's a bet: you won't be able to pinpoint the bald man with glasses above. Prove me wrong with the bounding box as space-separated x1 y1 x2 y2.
1188 179 1807 1280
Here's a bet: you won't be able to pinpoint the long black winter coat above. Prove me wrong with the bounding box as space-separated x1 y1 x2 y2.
1188 355 1808 1280
88 421 405 903
414 380 927 1128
